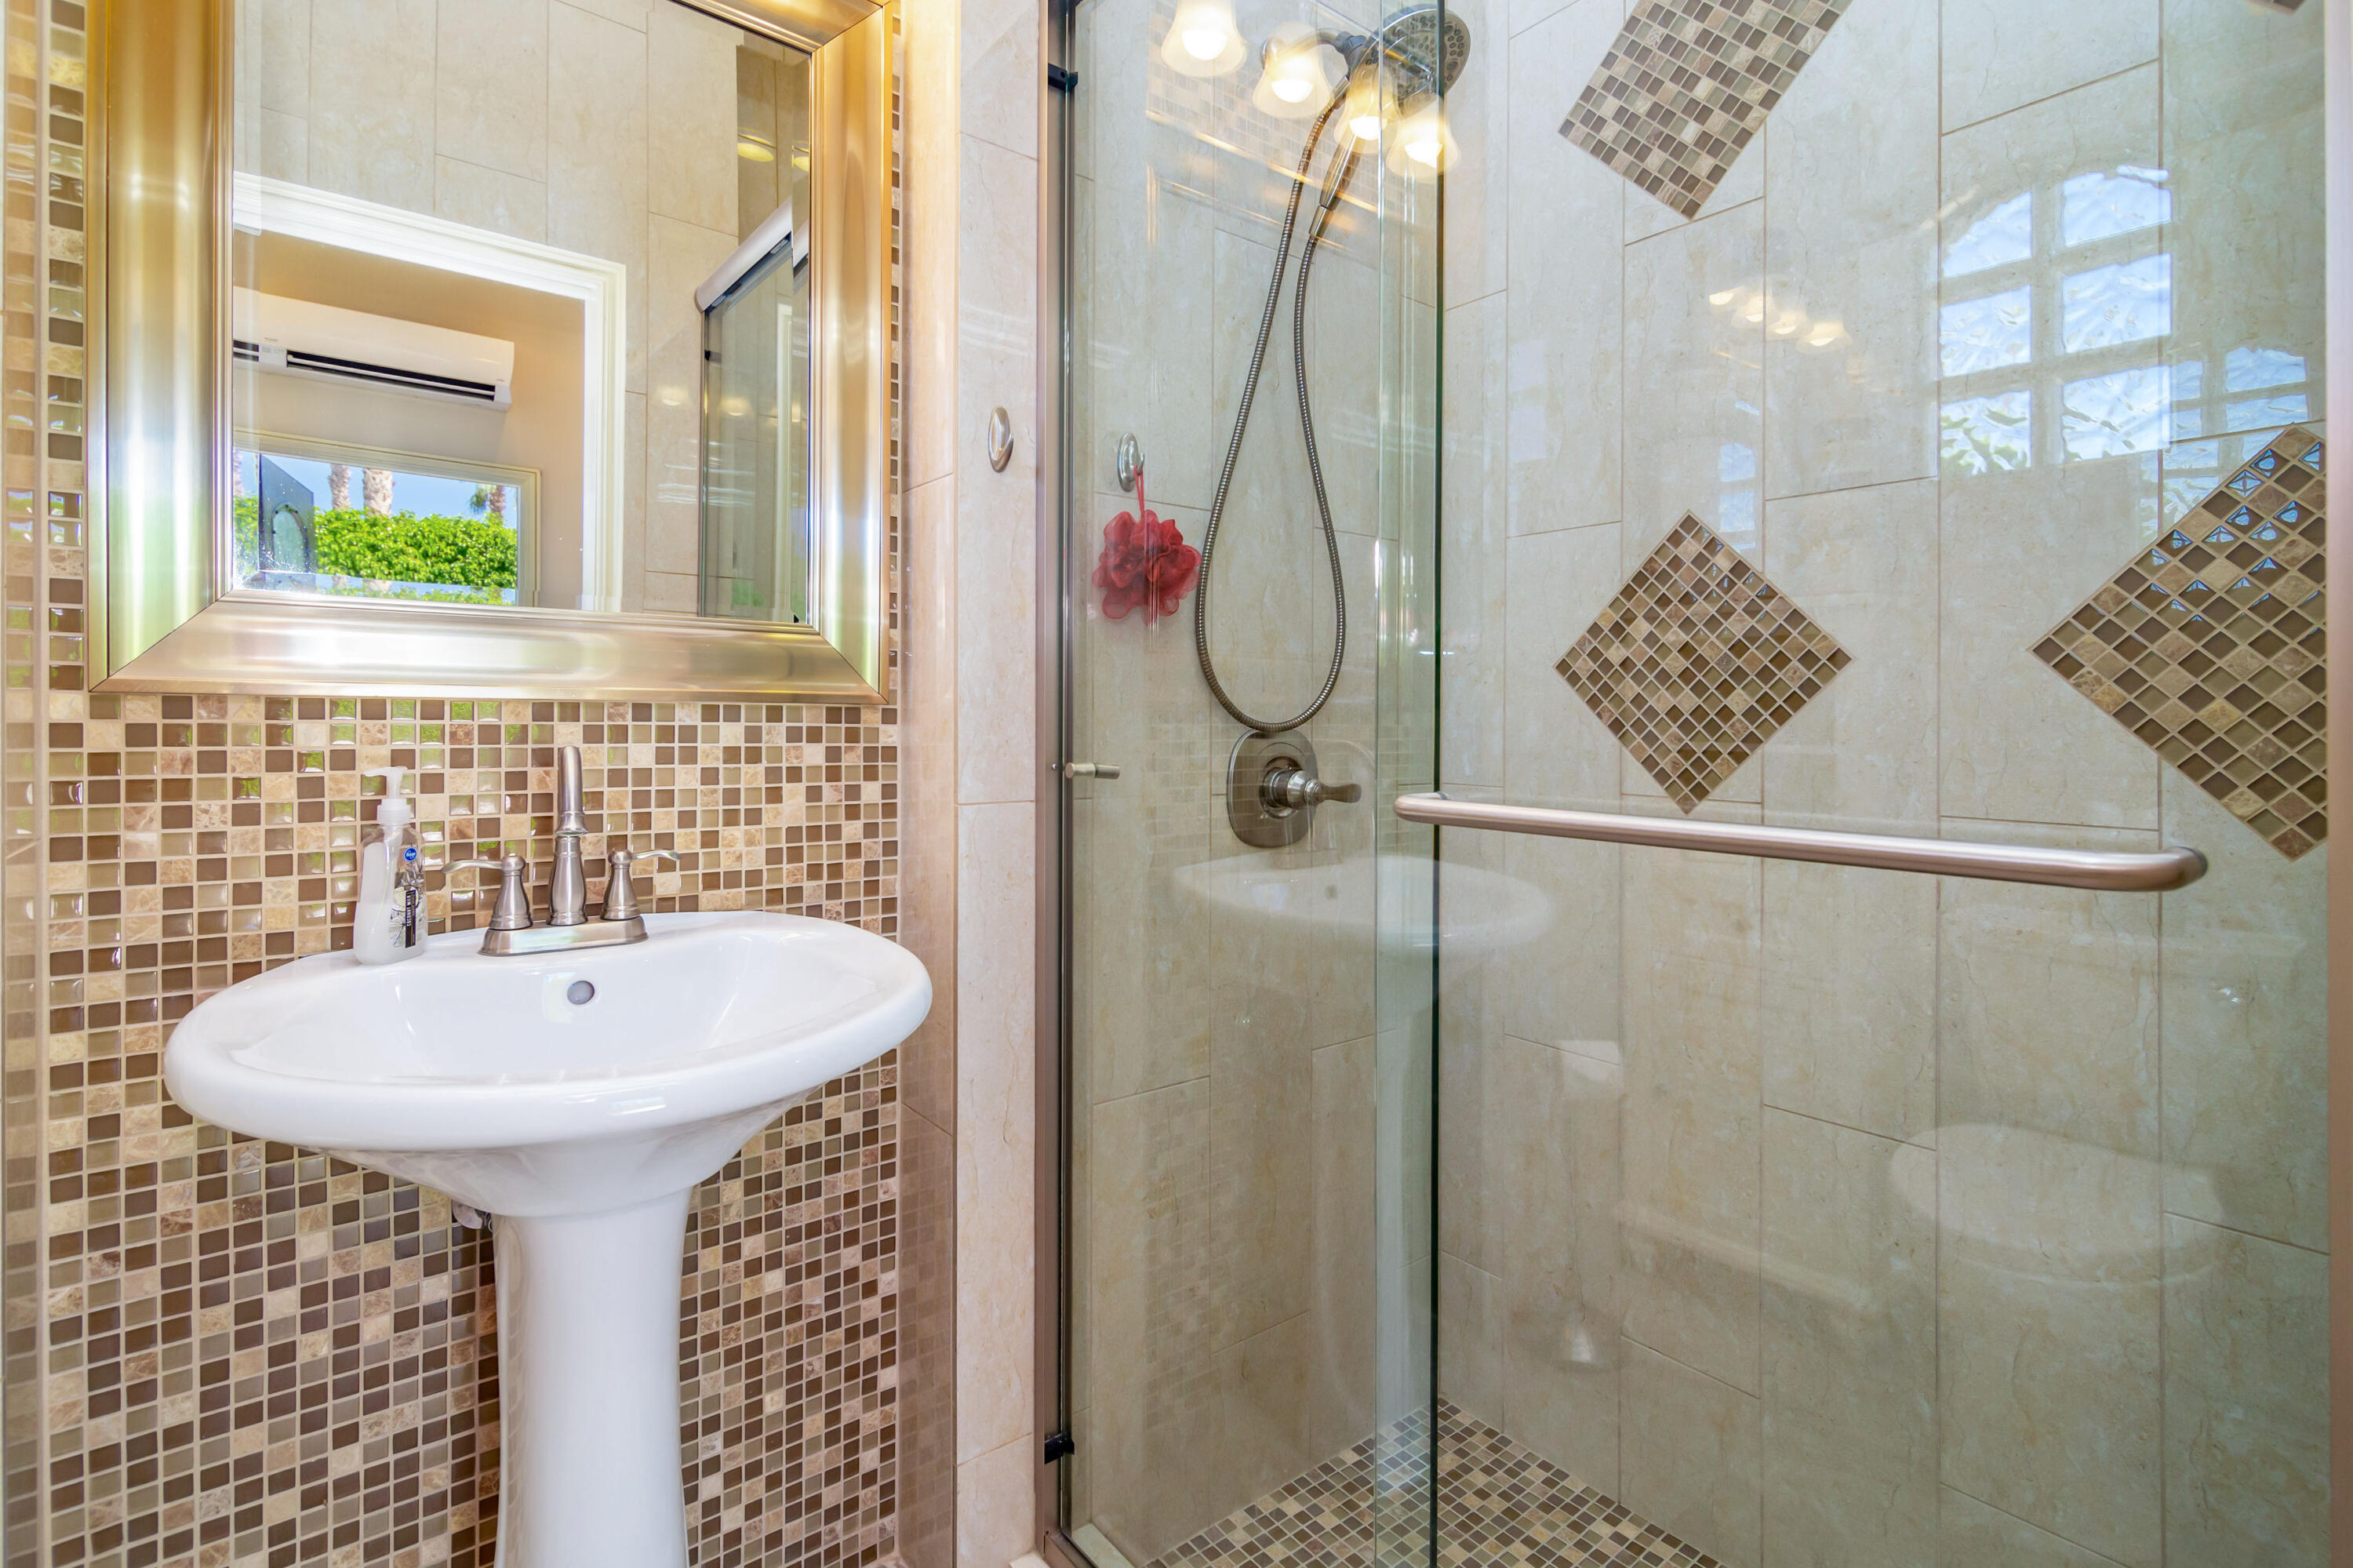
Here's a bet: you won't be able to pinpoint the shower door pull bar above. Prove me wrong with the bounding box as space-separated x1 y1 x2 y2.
1391 793 2207 893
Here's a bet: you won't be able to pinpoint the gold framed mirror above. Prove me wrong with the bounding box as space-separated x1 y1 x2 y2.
89 0 896 700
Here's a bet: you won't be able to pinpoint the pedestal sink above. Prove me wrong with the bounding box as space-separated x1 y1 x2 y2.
162 911 931 1568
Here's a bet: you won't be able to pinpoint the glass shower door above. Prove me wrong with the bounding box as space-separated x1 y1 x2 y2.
1425 2 2329 1565
1053 0 1443 1562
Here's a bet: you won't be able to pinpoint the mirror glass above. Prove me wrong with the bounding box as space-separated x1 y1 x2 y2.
228 0 815 620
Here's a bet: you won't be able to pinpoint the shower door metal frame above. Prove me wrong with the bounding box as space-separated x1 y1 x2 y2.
2326 2 2353 1558
1035 0 1083 1557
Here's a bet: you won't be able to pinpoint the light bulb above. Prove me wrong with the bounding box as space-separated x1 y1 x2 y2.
1344 60 1385 142
1384 93 1456 176
1253 24 1339 119
1161 0 1244 77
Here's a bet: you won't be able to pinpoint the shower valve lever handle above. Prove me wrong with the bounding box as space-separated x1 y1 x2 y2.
1267 767 1359 809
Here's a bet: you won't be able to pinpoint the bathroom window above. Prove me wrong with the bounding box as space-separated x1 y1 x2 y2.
231 441 537 607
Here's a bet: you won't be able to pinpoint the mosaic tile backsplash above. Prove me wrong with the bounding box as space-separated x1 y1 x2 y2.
2 6 907 1567
2035 427 2327 858
1556 514 1850 811
1559 0 1851 219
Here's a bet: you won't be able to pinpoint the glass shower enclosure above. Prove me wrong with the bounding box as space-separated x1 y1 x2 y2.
1048 2 2333 1566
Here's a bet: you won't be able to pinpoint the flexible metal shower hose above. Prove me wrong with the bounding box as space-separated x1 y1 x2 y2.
1191 93 1360 736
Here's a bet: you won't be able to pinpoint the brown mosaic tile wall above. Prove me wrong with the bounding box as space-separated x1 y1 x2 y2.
1 5 910 1567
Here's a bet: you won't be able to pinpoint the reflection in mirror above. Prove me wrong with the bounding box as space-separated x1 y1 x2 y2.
228 0 816 622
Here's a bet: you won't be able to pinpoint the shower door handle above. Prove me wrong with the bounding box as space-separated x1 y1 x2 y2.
1391 793 2206 893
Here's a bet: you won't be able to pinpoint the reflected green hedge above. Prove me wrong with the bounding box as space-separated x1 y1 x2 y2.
235 498 518 591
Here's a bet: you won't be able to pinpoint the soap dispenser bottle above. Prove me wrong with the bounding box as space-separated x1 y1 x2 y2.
355 767 424 964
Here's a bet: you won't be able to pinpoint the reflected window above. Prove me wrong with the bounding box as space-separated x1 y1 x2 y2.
1940 287 2032 377
231 446 532 606
1944 190 2032 277
2063 366 2172 460
2060 166 2170 246
2060 254 2171 351
1941 391 2032 475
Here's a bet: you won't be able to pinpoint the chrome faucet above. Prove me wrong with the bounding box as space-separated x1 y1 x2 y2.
549 744 589 926
448 744 678 956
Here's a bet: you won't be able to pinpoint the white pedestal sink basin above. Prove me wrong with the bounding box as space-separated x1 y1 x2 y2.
162 911 931 1568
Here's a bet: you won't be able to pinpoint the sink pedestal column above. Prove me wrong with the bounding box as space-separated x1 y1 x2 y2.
493 1190 693 1568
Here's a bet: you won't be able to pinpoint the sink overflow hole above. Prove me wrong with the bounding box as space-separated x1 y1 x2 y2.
566 980 596 1006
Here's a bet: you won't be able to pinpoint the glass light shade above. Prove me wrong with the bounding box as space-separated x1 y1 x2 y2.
1343 60 1386 143
1161 0 1245 78
1385 93 1457 176
1252 24 1340 118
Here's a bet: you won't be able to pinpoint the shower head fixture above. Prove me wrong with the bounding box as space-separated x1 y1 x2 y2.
1318 5 1473 99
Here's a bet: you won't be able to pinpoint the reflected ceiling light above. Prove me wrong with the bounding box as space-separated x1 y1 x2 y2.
1804 320 1845 347
1253 24 1340 118
1386 91 1456 176
1161 0 1244 77
1344 60 1386 142
737 133 777 163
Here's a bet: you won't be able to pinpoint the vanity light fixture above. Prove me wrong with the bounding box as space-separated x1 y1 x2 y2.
1161 0 1245 76
1252 24 1339 118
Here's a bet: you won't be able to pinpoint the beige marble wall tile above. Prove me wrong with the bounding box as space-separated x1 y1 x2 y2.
641 568 697 611
1759 0 1936 499
1756 480 1936 1144
1937 820 2160 1155
1495 1035 1623 1492
436 158 550 243
1758 1111 1934 1568
306 0 437 213
1310 1037 1377 1457
1620 1341 1762 1568
1438 0 1505 307
957 800 1039 1466
1441 294 1506 788
1940 0 2157 132
562 0 650 27
549 0 651 392
1937 1121 2161 1566
245 0 311 118
961 0 1039 158
1301 246 1385 540
619 387 649 610
1761 479 1937 829
1938 1489 2126 1568
1619 821 1762 1395
1207 1314 1315 1526
1935 464 2162 829
1209 1014 1312 1345
438 0 550 184
1933 67 2165 826
256 109 307 184
1623 198 1764 619
2158 784 2327 1252
2162 0 2324 487
645 216 740 577
957 1434 1039 1568
1089 1079 1220 1559
902 0 959 487
1505 0 1623 537
2161 1217 2327 1566
956 134 1041 805
1438 1253 1504 1432
901 473 961 1133
649 2 742 234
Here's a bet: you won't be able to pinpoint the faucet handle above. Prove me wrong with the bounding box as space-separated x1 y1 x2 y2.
600 846 677 923
450 853 534 931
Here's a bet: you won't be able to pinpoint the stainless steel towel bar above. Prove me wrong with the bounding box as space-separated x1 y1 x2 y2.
1392 794 2206 893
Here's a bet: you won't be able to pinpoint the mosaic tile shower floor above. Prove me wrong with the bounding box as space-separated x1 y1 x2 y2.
1144 1402 1721 1568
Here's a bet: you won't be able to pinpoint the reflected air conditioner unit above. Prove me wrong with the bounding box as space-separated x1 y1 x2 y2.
231 288 515 408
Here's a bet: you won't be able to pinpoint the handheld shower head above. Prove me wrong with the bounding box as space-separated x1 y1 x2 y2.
1374 5 1472 94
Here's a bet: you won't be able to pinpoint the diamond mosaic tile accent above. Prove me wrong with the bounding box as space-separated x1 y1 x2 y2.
1559 0 1852 219
1557 515 1851 812
2034 427 2328 859
1144 1402 1722 1568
